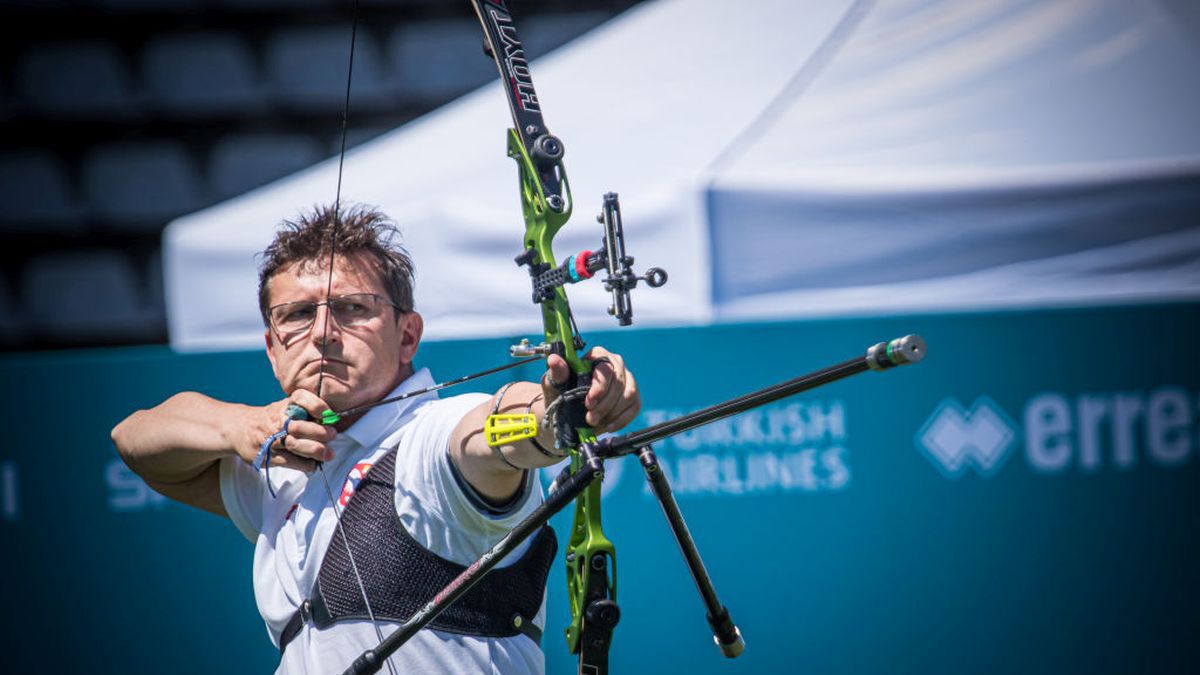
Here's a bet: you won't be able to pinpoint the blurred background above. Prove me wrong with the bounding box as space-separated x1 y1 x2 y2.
1 0 1198 673
0 0 630 351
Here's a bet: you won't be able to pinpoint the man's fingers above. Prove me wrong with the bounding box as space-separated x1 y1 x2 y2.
584 350 626 414
542 347 640 433
277 426 335 462
290 437 335 463
587 388 639 431
595 395 641 434
288 419 337 443
287 389 333 422
586 376 624 425
611 373 641 427
544 354 570 388
263 416 331 471
584 355 637 432
585 348 621 372
541 354 571 409
270 449 317 474
244 394 336 468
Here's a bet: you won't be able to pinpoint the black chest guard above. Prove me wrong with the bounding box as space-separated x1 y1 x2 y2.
279 446 557 654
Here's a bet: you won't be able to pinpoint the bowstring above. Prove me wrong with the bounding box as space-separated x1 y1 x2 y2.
313 2 399 673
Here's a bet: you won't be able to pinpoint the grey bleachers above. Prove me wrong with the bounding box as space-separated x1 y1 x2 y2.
266 25 393 112
83 142 208 230
0 275 31 347
142 32 265 117
21 250 164 343
0 151 86 234
208 133 325 199
15 41 141 120
388 19 495 102
0 1 623 351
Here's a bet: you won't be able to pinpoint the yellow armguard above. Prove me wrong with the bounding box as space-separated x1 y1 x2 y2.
485 413 539 447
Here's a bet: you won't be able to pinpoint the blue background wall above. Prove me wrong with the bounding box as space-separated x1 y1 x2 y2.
1 302 1196 673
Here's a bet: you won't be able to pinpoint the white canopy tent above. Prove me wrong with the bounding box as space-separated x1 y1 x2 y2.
164 0 1200 352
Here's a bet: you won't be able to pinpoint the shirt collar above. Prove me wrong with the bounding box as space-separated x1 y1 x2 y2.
340 367 437 450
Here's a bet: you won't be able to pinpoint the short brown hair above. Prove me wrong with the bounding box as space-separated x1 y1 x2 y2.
257 204 415 325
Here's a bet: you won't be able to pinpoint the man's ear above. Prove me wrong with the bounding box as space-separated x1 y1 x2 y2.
398 312 423 364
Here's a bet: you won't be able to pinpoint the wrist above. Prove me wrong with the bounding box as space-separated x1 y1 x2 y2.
221 401 266 461
527 393 567 459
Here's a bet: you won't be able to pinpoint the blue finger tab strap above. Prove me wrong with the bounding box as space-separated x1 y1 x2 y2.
253 405 310 498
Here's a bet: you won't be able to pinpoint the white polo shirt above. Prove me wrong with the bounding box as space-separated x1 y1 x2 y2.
220 368 547 675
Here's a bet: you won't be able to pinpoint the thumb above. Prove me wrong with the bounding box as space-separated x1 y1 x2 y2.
542 354 571 399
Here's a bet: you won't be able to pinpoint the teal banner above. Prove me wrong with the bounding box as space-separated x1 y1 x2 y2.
1 302 1196 673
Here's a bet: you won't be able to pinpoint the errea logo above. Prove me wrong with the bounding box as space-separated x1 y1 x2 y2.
916 397 1018 478
917 388 1197 479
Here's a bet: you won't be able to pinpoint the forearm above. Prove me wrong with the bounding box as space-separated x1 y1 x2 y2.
453 352 640 502
448 382 560 504
499 382 566 470
112 392 250 485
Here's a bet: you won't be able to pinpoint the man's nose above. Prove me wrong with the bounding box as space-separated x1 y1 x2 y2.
310 303 342 344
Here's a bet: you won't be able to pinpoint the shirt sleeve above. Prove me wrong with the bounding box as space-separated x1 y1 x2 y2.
219 455 265 542
393 393 545 564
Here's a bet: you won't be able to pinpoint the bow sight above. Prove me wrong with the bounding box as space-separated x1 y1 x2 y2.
515 191 667 331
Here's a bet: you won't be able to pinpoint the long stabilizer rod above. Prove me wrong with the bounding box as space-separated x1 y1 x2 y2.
591 335 925 459
585 334 924 658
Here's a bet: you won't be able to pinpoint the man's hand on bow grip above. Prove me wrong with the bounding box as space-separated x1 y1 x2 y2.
242 390 338 473
543 347 641 434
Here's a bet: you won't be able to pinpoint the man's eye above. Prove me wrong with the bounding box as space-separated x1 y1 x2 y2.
334 298 371 315
282 306 316 323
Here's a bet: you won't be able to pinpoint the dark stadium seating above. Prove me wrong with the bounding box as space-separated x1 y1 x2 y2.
266 25 394 112
388 19 495 101
83 142 209 230
16 41 142 120
0 1 631 348
0 151 86 234
209 133 326 199
21 250 164 342
142 32 265 117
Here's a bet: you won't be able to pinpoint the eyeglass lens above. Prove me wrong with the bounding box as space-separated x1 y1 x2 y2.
270 294 384 333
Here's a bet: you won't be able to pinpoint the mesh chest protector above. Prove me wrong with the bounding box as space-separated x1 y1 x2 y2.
280 446 557 654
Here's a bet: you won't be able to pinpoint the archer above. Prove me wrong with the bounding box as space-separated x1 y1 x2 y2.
111 204 642 674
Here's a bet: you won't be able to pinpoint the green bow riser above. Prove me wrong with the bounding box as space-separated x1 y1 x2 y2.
506 127 615 654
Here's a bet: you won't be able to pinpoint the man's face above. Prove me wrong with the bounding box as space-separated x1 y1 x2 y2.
263 251 422 413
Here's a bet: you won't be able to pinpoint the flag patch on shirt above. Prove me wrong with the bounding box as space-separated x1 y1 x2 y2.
338 462 373 506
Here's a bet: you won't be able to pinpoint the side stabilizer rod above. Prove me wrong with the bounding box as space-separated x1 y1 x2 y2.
639 446 744 658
